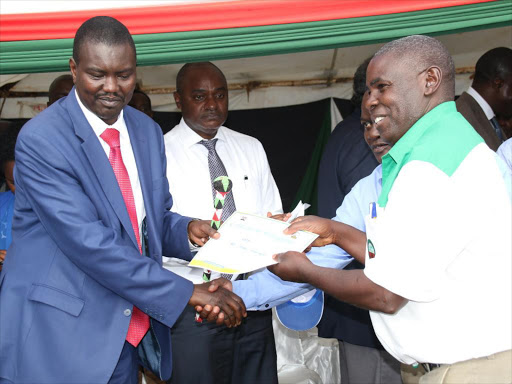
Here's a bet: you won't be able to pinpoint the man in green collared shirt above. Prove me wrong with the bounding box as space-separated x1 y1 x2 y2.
268 35 511 383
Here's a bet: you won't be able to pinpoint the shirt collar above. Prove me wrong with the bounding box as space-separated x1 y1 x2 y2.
467 86 495 120
177 118 226 148
75 89 128 139
384 101 455 167
375 164 383 185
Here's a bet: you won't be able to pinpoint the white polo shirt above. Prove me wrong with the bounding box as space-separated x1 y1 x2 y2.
364 102 512 365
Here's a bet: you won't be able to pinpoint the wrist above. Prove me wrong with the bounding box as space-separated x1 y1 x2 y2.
298 260 314 285
187 218 201 248
329 219 338 246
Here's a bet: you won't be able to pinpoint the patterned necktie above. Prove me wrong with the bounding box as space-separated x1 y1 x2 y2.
100 127 149 347
199 139 236 220
490 117 504 142
199 138 237 281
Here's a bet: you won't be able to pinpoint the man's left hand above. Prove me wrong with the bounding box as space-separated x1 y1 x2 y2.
188 219 220 246
267 211 291 222
268 251 313 283
194 277 233 317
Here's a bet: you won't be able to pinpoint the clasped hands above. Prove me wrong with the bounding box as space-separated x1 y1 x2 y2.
189 278 246 328
187 219 246 328
185 215 339 327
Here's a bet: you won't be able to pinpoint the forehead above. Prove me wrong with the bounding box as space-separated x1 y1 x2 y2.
367 53 408 85
361 93 370 119
361 106 371 120
78 41 136 68
182 66 227 90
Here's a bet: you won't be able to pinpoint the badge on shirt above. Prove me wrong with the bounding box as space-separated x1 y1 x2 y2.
367 239 376 259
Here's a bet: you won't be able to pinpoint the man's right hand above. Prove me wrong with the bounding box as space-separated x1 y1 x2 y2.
188 281 246 327
284 215 337 247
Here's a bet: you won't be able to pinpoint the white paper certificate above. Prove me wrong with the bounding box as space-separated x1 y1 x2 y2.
189 211 318 274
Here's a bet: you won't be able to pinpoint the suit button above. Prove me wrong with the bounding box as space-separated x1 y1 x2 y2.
124 309 132 316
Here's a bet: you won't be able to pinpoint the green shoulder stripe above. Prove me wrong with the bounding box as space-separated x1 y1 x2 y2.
378 102 483 207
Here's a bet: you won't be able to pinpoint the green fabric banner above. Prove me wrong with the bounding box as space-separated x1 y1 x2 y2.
0 1 510 74
291 100 332 215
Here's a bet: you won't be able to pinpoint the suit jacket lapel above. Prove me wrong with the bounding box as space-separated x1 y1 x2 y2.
124 110 154 254
66 89 138 249
462 92 501 150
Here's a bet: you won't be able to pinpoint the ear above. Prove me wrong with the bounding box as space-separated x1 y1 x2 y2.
173 91 182 110
423 66 442 96
492 77 504 90
69 58 77 83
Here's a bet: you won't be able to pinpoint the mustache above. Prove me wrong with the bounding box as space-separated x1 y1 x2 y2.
96 93 123 101
202 113 222 119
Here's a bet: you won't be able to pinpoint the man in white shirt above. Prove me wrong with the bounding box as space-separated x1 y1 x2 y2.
163 62 282 384
456 47 511 150
497 137 512 172
270 35 511 384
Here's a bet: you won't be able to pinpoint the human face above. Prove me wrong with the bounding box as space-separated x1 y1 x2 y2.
493 74 512 118
128 92 153 118
497 114 512 138
48 77 74 106
361 102 391 163
174 65 228 140
365 54 428 147
70 42 136 125
3 160 15 194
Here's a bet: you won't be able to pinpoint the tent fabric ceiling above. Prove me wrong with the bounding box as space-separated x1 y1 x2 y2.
0 0 495 41
0 0 509 74
0 0 510 118
1 25 510 118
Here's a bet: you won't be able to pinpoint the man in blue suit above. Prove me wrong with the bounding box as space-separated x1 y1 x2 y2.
0 16 245 384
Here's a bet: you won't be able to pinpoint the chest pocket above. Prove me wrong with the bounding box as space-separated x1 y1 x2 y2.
235 173 262 213
28 283 85 317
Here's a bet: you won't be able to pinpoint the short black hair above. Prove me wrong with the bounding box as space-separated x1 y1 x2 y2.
132 89 152 109
473 47 512 85
73 16 136 65
175 62 226 93
351 57 372 107
374 35 455 99
48 74 73 94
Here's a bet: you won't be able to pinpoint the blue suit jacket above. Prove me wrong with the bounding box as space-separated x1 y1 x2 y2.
0 89 194 383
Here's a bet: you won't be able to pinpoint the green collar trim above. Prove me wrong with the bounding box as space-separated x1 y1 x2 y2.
378 101 483 207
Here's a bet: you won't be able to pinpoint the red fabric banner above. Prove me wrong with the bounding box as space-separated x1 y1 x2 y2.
0 0 497 42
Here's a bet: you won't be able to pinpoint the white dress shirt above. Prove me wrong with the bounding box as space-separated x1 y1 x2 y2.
164 119 353 310
497 137 512 173
75 90 145 240
163 119 282 283
467 86 495 119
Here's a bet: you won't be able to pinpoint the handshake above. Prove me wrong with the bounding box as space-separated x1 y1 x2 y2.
188 277 246 328
186 219 247 328
184 212 297 328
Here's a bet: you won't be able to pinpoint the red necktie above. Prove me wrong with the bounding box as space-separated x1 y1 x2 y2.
100 127 149 347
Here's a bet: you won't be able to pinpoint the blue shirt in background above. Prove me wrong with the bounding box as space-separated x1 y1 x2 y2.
233 165 382 311
0 191 15 251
